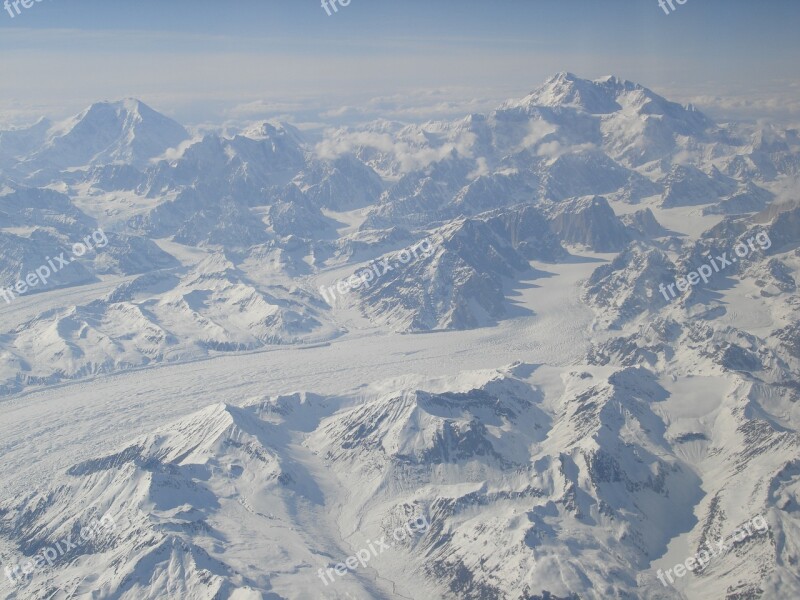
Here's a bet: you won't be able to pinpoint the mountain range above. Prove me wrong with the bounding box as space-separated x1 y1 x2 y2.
1 73 799 600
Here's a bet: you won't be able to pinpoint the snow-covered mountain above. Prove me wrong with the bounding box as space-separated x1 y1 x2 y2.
8 100 190 177
351 210 555 332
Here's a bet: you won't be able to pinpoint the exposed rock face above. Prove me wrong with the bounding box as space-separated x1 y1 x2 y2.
547 195 631 251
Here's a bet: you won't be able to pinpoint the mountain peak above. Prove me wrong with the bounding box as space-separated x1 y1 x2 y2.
120 97 145 111
548 71 580 83
36 98 190 168
510 72 623 114
501 73 711 134
79 98 173 125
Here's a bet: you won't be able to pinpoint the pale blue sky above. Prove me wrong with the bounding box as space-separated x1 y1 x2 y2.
1 0 798 127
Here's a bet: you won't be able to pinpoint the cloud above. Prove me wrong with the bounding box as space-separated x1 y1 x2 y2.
321 106 364 119
320 89 503 124
517 119 558 151
688 94 800 121
315 131 398 159
662 80 800 125
314 128 479 174
536 141 596 160
467 157 490 179
226 100 310 119
152 136 204 163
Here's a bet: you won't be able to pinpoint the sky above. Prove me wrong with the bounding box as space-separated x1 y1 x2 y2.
1 0 799 127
